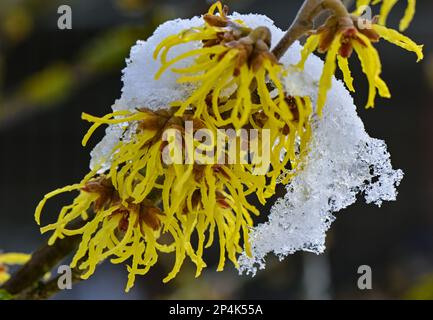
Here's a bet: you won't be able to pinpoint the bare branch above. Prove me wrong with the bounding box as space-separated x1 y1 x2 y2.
272 0 350 59
15 268 84 300
0 219 85 297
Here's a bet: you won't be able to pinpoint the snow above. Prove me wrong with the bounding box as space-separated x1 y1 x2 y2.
238 53 403 275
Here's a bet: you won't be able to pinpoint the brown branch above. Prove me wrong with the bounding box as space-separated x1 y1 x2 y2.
0 219 85 297
1 0 353 301
272 0 350 59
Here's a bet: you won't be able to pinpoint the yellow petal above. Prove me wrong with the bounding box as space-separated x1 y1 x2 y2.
337 56 355 92
352 38 378 108
373 24 423 62
0 253 30 265
378 0 398 26
317 34 342 115
296 35 320 70
400 0 416 31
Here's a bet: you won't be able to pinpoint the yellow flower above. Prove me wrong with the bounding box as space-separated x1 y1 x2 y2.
35 88 313 291
34 2 315 292
0 253 30 285
154 2 299 132
355 0 416 31
297 13 423 114
153 0 313 186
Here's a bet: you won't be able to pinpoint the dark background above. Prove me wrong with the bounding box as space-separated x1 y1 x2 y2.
0 0 432 299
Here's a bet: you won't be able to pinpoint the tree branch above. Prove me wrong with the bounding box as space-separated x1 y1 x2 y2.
15 267 84 300
272 0 350 59
0 219 85 297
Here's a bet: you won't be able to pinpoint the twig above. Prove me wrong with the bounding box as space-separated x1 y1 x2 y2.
15 268 84 300
272 0 349 59
1 0 353 300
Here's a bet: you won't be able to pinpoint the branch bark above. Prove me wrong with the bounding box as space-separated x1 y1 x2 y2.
1 0 353 301
272 0 349 59
15 267 84 300
0 219 85 297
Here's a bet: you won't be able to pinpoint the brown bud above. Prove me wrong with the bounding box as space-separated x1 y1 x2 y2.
249 26 272 48
216 191 231 209
193 164 206 182
339 42 354 58
141 206 161 231
82 177 116 211
252 110 269 128
182 189 202 214
358 27 380 42
213 165 231 180
118 212 130 232
318 28 338 53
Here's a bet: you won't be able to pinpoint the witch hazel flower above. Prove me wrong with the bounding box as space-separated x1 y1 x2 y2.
34 1 423 291
297 0 422 114
154 2 293 130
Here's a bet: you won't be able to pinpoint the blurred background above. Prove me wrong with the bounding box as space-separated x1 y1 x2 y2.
0 0 432 300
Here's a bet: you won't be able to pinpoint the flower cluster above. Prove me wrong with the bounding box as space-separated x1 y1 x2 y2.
35 2 313 291
298 0 423 114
